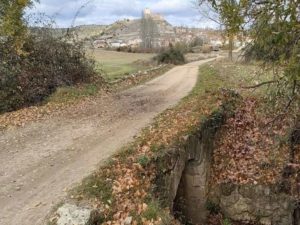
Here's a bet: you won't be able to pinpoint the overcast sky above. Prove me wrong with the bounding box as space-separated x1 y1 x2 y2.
28 0 216 28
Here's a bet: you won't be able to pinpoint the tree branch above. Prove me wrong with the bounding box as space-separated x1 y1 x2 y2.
241 80 276 89
265 80 297 126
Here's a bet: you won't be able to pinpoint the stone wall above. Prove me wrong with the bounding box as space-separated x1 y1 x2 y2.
154 104 229 224
209 183 298 225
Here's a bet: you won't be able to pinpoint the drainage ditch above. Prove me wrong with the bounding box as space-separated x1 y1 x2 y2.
155 98 299 225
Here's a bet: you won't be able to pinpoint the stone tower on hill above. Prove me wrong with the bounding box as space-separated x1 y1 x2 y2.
143 8 164 21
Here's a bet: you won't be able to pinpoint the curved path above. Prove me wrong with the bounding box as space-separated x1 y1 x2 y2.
0 59 215 225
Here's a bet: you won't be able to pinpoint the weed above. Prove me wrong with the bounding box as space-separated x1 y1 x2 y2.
117 145 136 163
223 218 232 225
142 200 161 221
47 84 99 103
77 174 114 204
129 210 143 225
137 155 150 167
206 200 221 215
150 144 165 153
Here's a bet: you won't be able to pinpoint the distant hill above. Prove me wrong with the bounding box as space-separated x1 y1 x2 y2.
45 24 106 40
92 18 175 41
44 12 222 48
46 18 176 42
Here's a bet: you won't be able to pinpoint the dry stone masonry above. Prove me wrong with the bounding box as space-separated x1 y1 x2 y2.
155 97 299 225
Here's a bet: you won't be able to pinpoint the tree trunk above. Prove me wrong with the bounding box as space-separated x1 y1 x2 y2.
228 34 234 61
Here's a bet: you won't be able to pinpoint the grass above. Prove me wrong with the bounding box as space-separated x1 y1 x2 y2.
75 173 114 205
89 49 155 82
39 51 171 117
137 155 150 168
47 83 100 104
142 200 161 220
129 200 172 225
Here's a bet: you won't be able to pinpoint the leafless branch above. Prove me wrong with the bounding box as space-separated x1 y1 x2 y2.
241 80 276 89
265 80 298 126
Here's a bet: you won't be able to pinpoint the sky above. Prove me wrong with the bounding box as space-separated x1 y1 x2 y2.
27 0 216 28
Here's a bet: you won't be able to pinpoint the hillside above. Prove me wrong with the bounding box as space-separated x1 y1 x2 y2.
50 17 221 48
48 24 106 40
66 18 176 43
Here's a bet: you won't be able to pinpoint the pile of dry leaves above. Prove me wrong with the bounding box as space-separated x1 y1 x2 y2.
212 97 292 185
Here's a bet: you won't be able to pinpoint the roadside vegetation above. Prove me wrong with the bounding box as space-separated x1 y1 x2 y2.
57 54 298 225
155 47 186 65
0 1 103 114
63 58 260 225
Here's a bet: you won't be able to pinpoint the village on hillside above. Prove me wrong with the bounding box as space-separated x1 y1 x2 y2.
91 8 244 50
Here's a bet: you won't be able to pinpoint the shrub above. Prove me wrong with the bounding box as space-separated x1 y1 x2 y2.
190 37 204 47
201 45 213 54
0 29 103 113
174 42 192 54
155 47 185 65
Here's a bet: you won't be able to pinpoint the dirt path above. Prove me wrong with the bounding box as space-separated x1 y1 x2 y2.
0 59 216 225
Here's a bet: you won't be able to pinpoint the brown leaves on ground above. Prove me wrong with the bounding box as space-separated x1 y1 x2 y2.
212 97 291 185
144 92 223 148
75 89 224 224
0 103 65 129
0 66 172 131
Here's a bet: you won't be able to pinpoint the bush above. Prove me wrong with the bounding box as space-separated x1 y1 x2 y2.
0 30 103 113
174 42 192 54
155 47 185 65
201 45 213 54
190 37 204 47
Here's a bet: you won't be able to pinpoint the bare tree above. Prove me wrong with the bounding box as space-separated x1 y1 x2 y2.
197 0 246 61
140 11 159 49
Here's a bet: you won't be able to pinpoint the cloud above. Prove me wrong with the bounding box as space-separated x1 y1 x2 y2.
27 0 216 28
149 0 194 16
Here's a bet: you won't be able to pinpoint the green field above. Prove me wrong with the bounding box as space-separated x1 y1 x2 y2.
89 49 156 82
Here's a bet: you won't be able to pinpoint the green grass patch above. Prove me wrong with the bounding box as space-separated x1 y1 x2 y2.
89 49 155 82
76 174 114 205
140 200 171 224
142 200 160 220
137 155 150 168
97 62 149 82
47 83 99 104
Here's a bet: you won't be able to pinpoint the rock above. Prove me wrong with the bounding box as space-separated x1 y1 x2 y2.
56 204 92 225
123 216 132 225
260 217 272 225
216 184 296 225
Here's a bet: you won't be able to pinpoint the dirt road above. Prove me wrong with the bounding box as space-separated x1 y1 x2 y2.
0 59 215 225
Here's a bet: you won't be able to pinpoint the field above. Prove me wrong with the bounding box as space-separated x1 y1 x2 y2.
89 49 156 82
